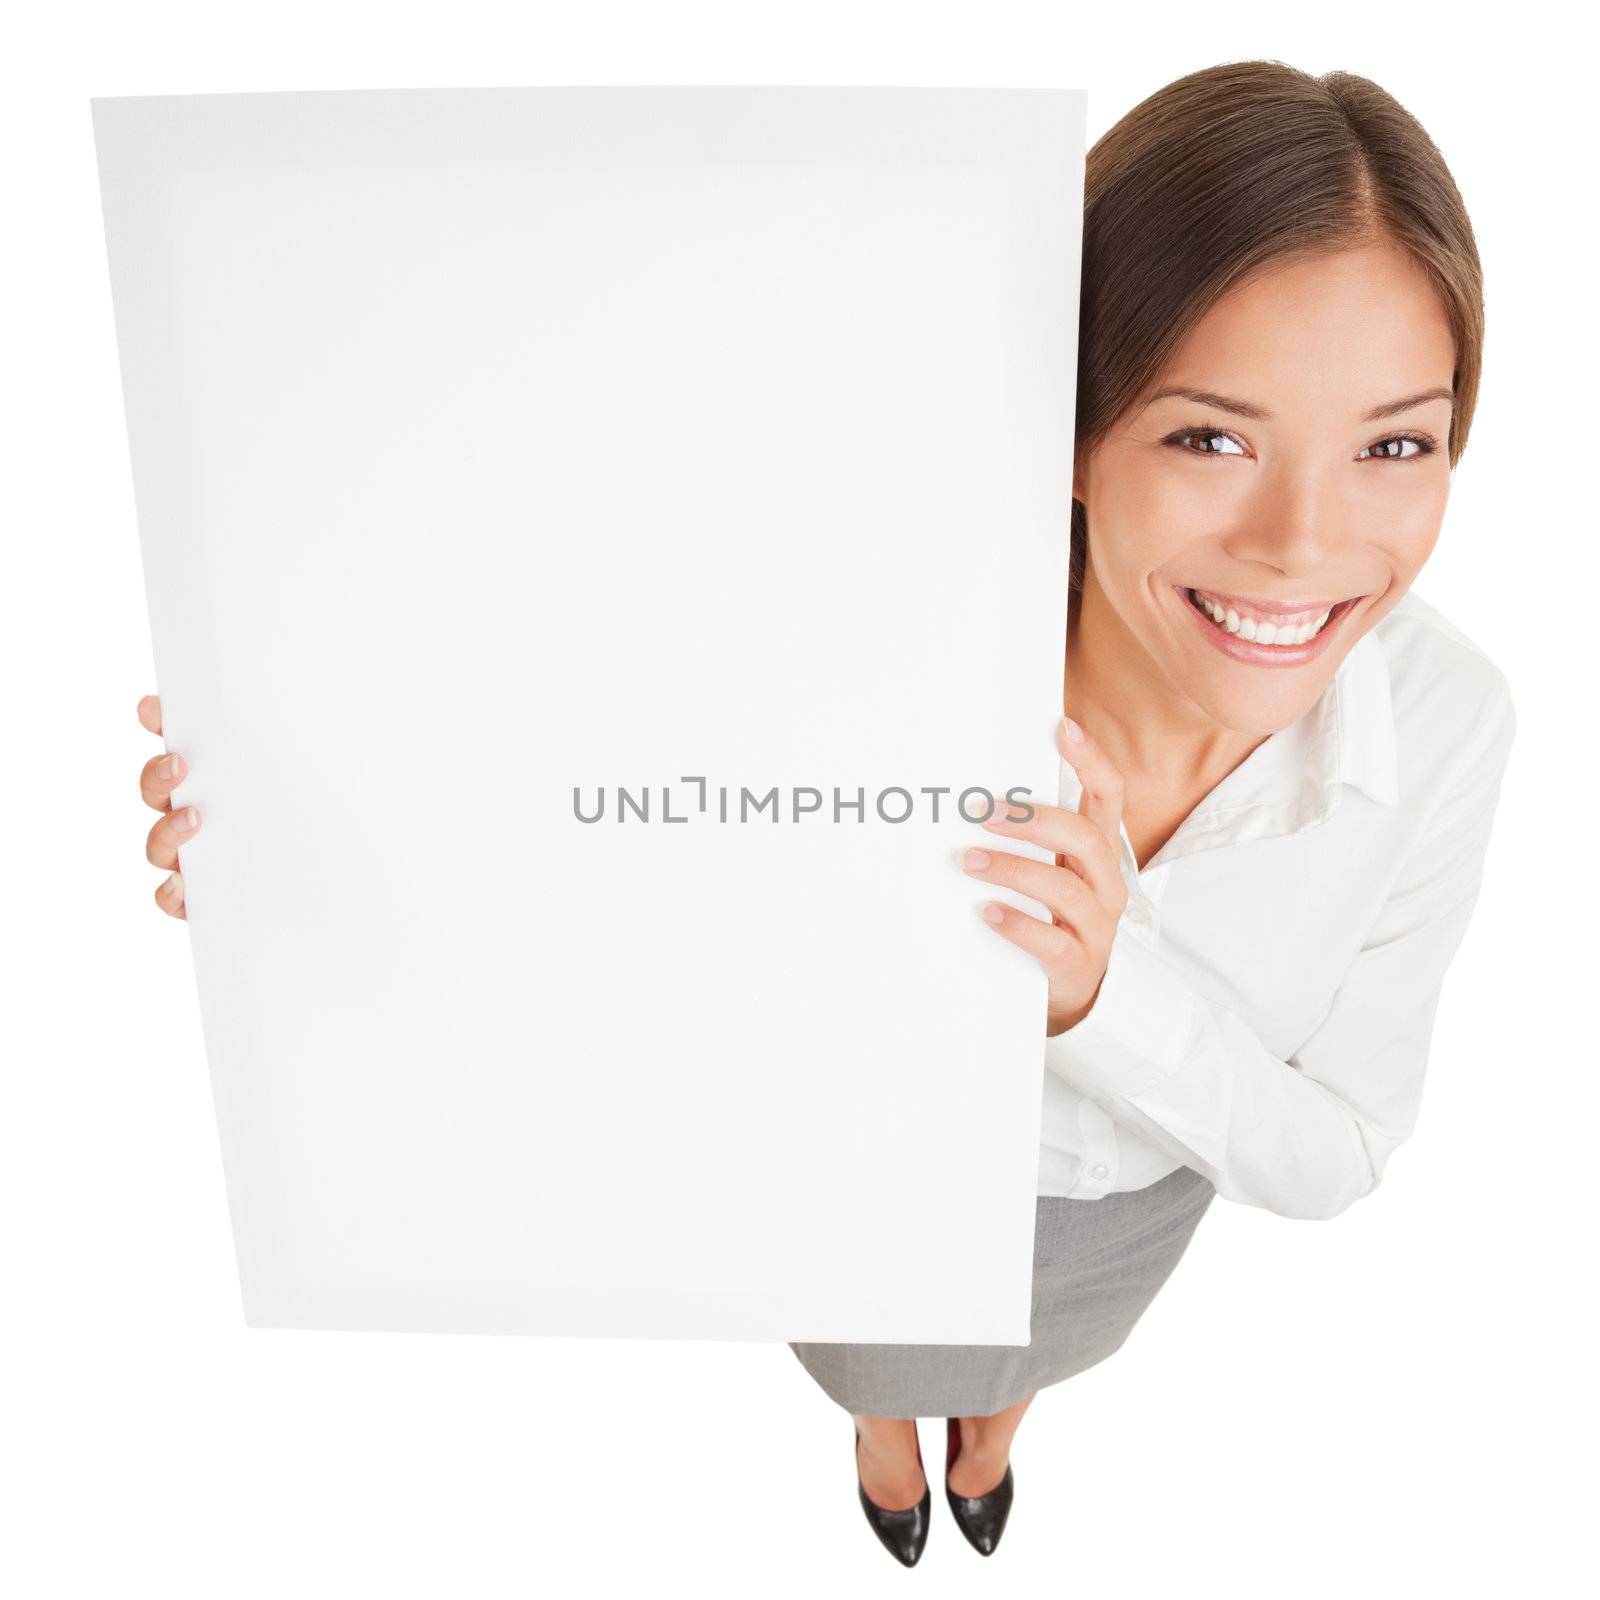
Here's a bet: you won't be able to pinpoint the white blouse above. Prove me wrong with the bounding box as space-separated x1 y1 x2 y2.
1037 587 1517 1219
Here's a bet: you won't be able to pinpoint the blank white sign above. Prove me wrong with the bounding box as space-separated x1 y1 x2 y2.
94 87 1085 1343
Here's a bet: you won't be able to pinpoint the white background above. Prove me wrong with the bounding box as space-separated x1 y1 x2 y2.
4 4 1591 1594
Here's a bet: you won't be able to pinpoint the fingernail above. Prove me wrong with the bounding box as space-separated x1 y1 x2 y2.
963 849 991 871
161 873 179 896
1061 716 1085 746
159 755 179 780
981 903 1005 925
175 806 198 831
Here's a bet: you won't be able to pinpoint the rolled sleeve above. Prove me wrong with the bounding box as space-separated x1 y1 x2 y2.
1045 928 1200 1101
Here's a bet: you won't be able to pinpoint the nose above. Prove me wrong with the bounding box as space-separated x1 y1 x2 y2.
1219 464 1342 580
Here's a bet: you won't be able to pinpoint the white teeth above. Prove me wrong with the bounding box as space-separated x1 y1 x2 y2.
1190 590 1336 647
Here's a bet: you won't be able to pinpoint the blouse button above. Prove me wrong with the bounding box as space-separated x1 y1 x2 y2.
1091 1163 1110 1180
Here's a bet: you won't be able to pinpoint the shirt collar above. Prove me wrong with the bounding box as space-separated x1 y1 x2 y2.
1326 623 1400 808
1060 625 1399 876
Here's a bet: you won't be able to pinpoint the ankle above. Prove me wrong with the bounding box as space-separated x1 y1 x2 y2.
855 1420 923 1476
856 1416 918 1453
951 1420 1009 1473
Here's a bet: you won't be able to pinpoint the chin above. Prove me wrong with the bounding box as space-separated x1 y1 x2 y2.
1189 650 1345 732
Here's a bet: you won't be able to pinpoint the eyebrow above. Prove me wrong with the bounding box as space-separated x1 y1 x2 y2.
1144 385 1455 424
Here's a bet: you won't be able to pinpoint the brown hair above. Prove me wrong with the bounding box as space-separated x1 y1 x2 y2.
1069 60 1484 615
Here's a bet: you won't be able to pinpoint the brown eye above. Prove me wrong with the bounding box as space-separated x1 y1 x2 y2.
1168 428 1246 457
1359 434 1435 462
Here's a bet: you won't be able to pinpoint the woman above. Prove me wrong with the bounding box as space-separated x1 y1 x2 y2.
788 59 1514 1565
135 60 1516 1568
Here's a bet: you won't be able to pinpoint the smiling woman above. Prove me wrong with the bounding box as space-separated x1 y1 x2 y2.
1072 233 1465 746
785 59 1518 1567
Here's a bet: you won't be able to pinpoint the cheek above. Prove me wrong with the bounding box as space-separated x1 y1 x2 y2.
1355 471 1449 576
1091 447 1220 578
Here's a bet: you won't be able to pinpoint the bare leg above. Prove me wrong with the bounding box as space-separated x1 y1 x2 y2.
853 1414 928 1511
947 1393 1035 1497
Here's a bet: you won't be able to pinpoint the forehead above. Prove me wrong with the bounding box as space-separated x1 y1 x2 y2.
1157 243 1456 409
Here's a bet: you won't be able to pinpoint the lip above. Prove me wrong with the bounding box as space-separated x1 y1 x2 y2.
1175 584 1360 666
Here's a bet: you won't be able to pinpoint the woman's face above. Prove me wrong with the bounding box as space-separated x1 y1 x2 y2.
1074 240 1458 737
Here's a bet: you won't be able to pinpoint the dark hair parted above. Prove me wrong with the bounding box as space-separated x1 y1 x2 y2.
1069 59 1485 612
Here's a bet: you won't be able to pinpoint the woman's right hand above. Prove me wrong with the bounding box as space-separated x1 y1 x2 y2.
138 693 200 919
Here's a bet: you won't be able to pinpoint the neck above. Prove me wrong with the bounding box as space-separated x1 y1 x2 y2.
1064 562 1265 793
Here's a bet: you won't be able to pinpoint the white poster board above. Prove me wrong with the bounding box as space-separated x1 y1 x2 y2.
93 87 1085 1343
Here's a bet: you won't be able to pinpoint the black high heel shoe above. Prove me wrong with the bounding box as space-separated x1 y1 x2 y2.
944 1417 1015 1556
854 1422 932 1567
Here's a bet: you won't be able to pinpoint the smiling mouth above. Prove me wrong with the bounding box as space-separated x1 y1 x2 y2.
1181 585 1360 647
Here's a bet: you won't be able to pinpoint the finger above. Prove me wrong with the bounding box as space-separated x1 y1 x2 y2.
979 798 1121 899
147 804 201 870
137 694 163 736
155 871 186 918
977 898 1084 971
140 749 187 812
962 846 1104 936
1058 716 1125 856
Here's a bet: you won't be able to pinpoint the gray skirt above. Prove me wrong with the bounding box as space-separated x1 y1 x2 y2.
787 1163 1216 1419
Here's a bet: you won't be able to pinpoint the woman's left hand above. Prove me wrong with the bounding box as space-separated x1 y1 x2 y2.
964 717 1130 1036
